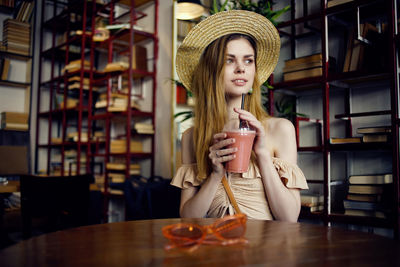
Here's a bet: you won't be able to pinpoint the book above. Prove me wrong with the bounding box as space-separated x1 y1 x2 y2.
357 126 391 134
301 205 324 212
283 67 322 81
362 134 389 143
0 122 28 131
347 194 381 202
327 0 354 8
349 174 393 185
134 123 154 134
106 162 140 171
348 185 384 194
282 61 323 73
343 199 378 211
284 53 322 68
344 209 386 218
348 24 365 72
108 172 126 183
1 112 28 124
110 139 143 153
329 137 361 144
300 194 323 207
1 59 10 80
343 27 354 72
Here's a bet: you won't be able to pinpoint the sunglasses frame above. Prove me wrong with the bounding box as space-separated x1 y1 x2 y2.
162 213 247 249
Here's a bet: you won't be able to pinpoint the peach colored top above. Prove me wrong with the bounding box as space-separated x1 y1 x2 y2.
171 157 309 220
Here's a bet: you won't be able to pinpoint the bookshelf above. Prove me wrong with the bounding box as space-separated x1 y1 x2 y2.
34 0 158 221
0 1 34 133
271 0 399 238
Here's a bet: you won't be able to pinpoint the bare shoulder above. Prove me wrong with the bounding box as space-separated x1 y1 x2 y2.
181 127 196 164
264 117 295 137
264 117 297 161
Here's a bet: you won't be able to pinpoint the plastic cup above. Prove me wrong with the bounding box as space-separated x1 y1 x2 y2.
225 129 256 173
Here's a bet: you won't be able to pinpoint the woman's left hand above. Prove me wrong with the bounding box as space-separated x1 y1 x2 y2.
234 108 268 157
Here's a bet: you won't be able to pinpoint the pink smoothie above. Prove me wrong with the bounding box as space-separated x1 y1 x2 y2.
225 129 256 173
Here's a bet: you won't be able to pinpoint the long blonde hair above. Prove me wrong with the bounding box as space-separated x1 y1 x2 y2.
191 34 269 180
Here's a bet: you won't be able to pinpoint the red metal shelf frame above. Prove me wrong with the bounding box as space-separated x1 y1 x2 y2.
269 0 400 238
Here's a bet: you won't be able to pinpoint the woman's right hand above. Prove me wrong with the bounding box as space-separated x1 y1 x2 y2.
208 133 237 176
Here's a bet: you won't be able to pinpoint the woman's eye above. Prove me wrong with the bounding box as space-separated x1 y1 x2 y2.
245 59 254 64
226 59 233 64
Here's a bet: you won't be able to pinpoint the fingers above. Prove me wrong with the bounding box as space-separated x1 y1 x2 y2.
234 108 265 136
209 133 237 166
208 147 237 165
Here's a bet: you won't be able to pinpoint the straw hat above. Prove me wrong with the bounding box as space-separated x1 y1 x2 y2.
176 10 280 91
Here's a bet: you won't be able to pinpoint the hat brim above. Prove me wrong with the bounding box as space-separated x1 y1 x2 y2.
176 10 280 92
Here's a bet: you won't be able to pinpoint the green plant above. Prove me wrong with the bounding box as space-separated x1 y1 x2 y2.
211 0 290 26
275 95 308 123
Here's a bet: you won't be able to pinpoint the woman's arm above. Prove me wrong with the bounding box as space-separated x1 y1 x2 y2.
179 128 237 218
236 109 301 222
257 119 301 222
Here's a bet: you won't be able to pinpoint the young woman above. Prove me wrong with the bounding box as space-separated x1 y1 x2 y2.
172 10 308 222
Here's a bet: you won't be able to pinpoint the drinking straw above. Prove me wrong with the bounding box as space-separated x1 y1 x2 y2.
239 94 248 129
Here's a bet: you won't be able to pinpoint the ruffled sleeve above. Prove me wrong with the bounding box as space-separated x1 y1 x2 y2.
272 157 309 189
170 164 203 189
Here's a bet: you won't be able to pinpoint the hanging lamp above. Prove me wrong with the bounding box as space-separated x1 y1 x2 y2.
176 0 204 20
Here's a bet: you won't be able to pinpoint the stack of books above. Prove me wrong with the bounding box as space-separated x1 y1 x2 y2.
67 76 98 91
110 139 143 153
134 122 154 134
108 172 126 183
62 59 91 74
95 92 140 112
344 173 393 218
300 194 324 213
55 94 79 109
0 111 28 131
357 126 391 143
3 19 30 55
106 162 141 175
283 53 338 82
66 132 88 142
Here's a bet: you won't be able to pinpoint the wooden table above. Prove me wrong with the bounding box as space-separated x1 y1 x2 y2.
0 181 19 193
0 218 399 266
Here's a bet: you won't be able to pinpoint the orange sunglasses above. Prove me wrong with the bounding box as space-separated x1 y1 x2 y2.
162 213 248 250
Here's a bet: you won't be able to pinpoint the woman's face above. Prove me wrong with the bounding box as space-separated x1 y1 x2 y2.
223 38 256 97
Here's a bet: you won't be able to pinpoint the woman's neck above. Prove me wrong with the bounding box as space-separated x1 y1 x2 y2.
226 95 242 121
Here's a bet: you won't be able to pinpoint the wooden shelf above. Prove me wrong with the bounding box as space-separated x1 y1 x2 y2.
91 110 153 120
328 142 392 151
0 80 31 88
0 50 31 60
335 110 391 119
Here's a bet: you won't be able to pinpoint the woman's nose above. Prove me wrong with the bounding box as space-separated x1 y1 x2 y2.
235 64 245 73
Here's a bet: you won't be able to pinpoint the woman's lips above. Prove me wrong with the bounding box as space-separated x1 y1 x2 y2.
232 79 247 86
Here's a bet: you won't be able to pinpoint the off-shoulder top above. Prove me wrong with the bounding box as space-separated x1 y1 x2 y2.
171 157 309 220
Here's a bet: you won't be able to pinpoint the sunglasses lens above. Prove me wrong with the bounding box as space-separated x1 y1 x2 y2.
214 217 246 239
167 224 204 247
